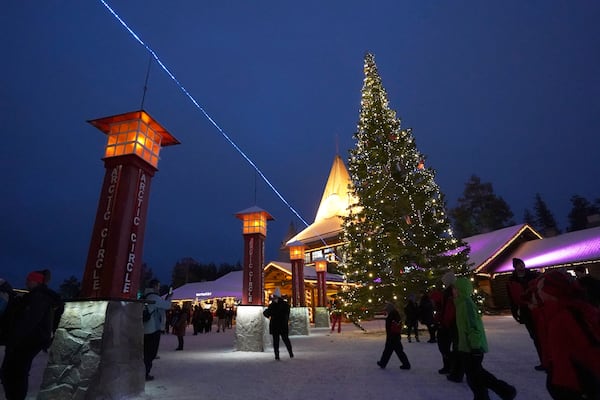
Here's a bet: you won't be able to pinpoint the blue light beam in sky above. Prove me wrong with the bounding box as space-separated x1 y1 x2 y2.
98 0 311 229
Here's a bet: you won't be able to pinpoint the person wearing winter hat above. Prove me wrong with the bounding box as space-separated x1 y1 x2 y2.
524 270 600 399
506 258 543 371
263 287 293 360
1 270 64 400
441 271 456 287
454 277 517 400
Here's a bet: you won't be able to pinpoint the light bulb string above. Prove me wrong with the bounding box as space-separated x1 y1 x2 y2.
98 0 311 231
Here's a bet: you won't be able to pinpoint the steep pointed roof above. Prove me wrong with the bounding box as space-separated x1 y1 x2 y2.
314 155 354 222
287 155 355 245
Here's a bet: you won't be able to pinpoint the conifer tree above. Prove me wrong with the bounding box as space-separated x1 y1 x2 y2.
449 175 514 238
533 193 560 236
340 53 469 323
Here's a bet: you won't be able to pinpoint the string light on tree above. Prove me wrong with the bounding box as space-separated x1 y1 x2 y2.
340 53 470 324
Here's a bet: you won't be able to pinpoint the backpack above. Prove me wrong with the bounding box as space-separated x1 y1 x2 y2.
0 279 17 345
390 320 403 335
142 305 153 322
142 294 155 323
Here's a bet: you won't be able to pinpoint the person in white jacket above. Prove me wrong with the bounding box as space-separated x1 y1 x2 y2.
143 280 172 381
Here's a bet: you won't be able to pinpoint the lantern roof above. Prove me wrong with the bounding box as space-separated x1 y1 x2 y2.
287 240 305 248
234 205 274 220
87 109 180 147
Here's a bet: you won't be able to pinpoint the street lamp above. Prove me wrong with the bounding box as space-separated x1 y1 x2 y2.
314 258 328 307
235 206 273 305
81 110 179 299
288 240 306 307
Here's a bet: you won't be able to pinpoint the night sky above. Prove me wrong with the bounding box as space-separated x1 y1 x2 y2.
2 1 599 289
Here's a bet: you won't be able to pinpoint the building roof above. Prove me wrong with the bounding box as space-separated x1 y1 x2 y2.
265 261 346 283
285 216 345 244
234 205 274 220
463 224 542 273
283 153 600 278
287 155 356 246
171 271 244 301
489 225 600 274
171 262 347 302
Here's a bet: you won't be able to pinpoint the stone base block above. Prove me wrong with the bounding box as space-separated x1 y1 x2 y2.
313 307 331 328
289 307 310 336
38 300 145 400
235 306 269 352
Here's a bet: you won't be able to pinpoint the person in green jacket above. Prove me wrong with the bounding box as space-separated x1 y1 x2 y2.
454 277 517 400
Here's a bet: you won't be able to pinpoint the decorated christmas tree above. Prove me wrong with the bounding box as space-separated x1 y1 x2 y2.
340 53 470 323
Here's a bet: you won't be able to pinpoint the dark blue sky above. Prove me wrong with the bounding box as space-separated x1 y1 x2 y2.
2 1 599 289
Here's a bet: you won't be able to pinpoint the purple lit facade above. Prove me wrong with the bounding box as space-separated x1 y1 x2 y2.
492 228 600 273
459 224 600 310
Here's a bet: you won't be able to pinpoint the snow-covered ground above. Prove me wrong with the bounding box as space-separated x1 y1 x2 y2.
3 315 551 399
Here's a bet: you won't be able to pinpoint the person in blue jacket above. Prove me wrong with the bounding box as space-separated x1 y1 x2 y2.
143 280 172 381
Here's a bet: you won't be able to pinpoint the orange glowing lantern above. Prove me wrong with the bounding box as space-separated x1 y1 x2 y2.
235 206 274 236
288 240 306 261
314 258 328 273
88 110 180 169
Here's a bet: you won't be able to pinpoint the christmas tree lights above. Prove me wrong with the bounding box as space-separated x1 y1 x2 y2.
340 53 470 323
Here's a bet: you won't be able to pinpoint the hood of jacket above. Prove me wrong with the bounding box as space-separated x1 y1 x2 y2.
454 277 473 299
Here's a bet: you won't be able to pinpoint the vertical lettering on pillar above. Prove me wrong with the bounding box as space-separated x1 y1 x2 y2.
247 237 254 303
123 169 146 294
261 238 265 305
295 262 301 307
93 165 122 292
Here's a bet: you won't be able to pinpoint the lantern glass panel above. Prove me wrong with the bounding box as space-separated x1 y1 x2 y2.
103 119 162 168
315 260 327 272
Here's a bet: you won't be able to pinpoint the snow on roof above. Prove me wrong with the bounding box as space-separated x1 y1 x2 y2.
314 155 355 222
491 226 600 273
286 216 345 244
265 261 345 283
171 263 347 302
234 206 274 220
462 224 542 273
287 155 356 246
171 271 244 301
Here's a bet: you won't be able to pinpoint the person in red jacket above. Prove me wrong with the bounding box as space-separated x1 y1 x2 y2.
329 295 342 333
377 302 410 370
506 258 543 371
436 271 464 383
525 270 600 400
